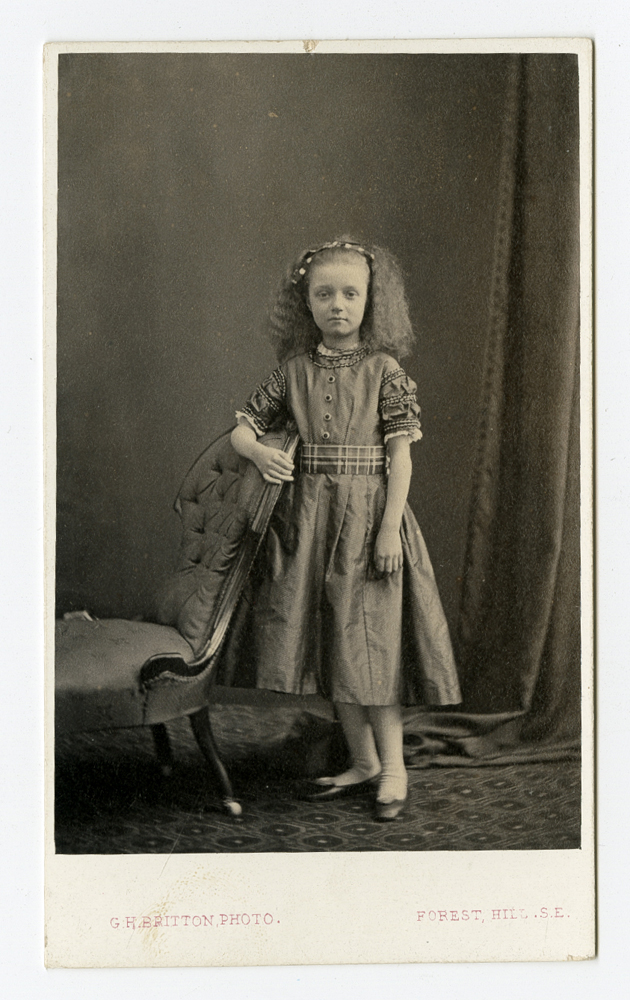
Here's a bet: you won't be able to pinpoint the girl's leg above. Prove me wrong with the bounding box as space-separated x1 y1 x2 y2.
366 705 408 803
316 703 381 786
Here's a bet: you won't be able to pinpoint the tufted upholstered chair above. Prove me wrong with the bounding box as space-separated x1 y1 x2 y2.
55 429 298 817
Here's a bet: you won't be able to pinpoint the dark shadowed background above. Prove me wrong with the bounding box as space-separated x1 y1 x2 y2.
56 52 510 626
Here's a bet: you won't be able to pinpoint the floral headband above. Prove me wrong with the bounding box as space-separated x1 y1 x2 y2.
291 241 375 285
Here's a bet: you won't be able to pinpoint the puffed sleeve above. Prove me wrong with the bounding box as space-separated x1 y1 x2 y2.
236 367 288 436
379 363 423 444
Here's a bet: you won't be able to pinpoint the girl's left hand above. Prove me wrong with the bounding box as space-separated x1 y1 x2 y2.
374 527 403 575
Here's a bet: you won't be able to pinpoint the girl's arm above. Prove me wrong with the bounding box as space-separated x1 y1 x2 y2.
231 422 294 485
374 434 413 574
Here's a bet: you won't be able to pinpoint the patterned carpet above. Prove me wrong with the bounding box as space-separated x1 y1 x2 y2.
55 706 581 854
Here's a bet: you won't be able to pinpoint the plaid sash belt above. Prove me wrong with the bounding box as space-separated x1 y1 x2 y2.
299 443 386 475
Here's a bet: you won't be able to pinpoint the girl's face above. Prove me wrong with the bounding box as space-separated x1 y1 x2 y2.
307 255 370 348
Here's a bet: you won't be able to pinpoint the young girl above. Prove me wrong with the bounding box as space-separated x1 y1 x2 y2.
231 239 461 821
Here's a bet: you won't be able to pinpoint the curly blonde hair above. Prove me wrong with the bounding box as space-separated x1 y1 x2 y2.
267 238 415 362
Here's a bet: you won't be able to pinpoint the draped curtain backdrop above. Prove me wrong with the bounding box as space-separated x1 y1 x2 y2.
56 53 582 765
406 53 581 763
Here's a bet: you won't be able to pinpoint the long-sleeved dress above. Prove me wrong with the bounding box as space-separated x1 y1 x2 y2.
238 343 461 707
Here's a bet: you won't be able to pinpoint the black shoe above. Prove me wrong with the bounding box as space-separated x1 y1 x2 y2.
299 776 380 802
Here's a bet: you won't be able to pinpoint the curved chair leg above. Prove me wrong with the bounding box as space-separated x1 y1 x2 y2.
189 707 243 817
151 723 174 777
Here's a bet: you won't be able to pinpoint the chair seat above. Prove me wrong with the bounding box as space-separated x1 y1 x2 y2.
55 618 195 732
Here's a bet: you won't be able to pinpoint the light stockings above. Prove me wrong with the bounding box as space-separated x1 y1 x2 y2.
367 705 408 804
315 703 381 786
317 703 408 803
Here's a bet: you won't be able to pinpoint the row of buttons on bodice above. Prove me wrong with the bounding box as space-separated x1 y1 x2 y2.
321 373 336 439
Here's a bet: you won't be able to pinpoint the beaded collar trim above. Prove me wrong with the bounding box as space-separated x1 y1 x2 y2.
308 345 372 369
316 342 361 356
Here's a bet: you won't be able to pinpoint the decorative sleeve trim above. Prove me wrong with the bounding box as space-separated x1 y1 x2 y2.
383 416 421 431
236 408 267 436
384 427 423 444
259 385 283 415
272 366 287 395
237 367 288 437
382 416 423 440
381 366 406 386
378 389 418 414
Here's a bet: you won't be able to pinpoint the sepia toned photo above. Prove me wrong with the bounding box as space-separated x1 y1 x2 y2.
44 39 593 967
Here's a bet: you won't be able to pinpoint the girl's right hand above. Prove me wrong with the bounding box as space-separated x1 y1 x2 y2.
254 445 295 484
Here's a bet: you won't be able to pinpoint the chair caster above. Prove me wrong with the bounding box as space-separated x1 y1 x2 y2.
223 799 243 817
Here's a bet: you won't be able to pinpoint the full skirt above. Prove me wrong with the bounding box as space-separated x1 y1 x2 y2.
252 472 461 706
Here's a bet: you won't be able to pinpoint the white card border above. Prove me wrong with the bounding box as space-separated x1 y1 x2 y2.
42 37 594 970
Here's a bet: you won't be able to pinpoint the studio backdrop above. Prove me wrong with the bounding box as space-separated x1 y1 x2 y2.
56 52 581 761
